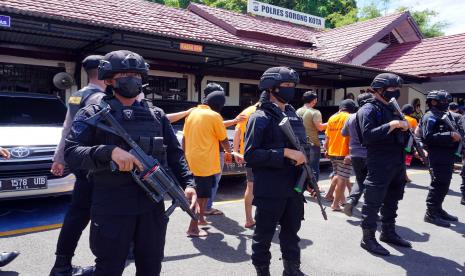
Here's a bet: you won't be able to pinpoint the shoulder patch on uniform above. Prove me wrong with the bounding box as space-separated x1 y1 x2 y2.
68 96 82 105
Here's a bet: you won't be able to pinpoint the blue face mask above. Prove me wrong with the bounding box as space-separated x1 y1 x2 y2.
273 87 295 103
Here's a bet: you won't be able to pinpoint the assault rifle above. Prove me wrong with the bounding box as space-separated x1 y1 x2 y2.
279 117 328 220
85 102 198 220
441 113 463 158
389 98 433 178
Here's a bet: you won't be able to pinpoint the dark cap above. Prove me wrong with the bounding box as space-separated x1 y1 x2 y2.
302 91 317 103
82 55 104 71
449 102 459 110
401 104 414 115
339 99 357 113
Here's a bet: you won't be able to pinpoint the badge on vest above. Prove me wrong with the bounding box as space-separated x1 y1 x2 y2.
122 109 134 120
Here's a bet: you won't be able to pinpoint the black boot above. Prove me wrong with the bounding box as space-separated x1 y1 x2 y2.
343 199 354 217
439 209 458 222
254 265 271 276
380 224 412 248
424 209 450 228
0 251 20 267
360 229 390 256
50 255 94 276
283 260 306 276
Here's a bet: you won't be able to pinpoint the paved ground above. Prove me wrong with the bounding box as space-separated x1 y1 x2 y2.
1 166 465 276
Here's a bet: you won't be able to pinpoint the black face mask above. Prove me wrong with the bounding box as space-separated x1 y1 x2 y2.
382 89 400 101
436 101 449 111
113 77 142 99
273 87 295 103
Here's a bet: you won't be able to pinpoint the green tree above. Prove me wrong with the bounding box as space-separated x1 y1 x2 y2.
146 0 166 4
358 3 381 21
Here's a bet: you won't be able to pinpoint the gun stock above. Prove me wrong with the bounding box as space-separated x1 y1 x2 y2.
279 117 328 220
441 114 463 158
93 102 198 220
389 98 433 179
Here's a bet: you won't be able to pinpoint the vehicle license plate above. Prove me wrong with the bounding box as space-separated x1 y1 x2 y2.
0 176 47 192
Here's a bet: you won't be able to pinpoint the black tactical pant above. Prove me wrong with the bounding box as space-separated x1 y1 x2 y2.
426 161 454 209
361 160 406 230
90 204 167 276
252 195 304 266
55 172 92 257
347 157 367 205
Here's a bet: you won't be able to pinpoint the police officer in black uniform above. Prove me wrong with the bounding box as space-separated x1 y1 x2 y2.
50 55 105 276
357 73 412 256
64 50 197 275
421 90 460 227
245 67 308 276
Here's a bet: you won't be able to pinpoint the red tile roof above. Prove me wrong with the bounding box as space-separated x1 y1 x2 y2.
315 12 409 62
0 0 422 77
365 33 465 76
0 0 316 59
188 3 318 47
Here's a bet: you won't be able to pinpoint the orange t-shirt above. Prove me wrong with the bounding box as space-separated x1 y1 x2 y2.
325 111 351 157
183 105 227 176
235 104 258 155
405 115 418 130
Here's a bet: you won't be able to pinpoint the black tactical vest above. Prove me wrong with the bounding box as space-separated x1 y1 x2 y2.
98 98 168 167
259 102 308 152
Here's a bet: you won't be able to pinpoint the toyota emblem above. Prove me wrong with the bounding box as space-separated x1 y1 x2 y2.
10 147 31 158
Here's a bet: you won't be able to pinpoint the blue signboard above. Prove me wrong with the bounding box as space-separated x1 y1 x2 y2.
0 15 11 28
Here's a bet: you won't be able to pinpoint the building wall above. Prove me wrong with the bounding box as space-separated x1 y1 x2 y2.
0 55 77 99
351 42 389 66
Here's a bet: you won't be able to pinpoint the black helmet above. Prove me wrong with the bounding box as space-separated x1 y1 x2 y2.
426 90 452 111
371 73 403 90
426 90 452 103
98 50 149 80
258 67 299 91
449 102 459 111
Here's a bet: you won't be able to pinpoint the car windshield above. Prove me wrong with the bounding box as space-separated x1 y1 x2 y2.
0 96 66 125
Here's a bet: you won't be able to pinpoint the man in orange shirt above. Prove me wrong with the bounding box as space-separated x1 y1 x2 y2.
402 104 418 183
233 103 258 228
183 83 232 237
325 99 357 211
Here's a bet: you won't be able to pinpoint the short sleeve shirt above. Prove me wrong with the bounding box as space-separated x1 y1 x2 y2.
325 111 350 157
235 104 258 155
183 105 227 176
302 107 323 147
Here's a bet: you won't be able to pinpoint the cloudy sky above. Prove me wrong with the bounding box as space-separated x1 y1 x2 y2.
357 0 465 35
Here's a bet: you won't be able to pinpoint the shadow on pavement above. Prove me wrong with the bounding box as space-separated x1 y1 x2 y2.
406 183 463 198
382 246 465 276
0 271 19 276
163 253 203 262
395 225 430 243
191 232 250 263
449 220 465 237
0 269 19 276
